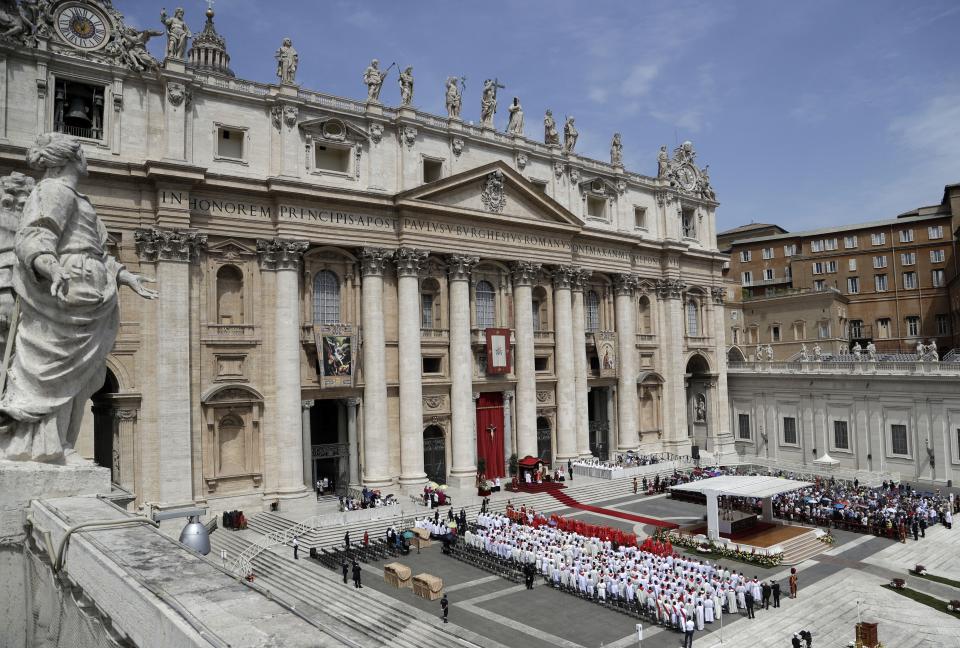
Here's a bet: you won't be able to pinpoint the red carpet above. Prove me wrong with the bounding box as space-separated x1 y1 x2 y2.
546 489 678 529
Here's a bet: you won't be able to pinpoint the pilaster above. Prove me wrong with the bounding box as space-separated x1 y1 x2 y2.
301 400 314 489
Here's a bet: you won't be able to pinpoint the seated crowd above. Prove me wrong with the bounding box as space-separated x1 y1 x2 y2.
464 509 785 634
339 487 398 511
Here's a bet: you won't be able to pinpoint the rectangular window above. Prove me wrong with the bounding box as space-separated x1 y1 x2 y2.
421 293 434 329
891 424 908 455
899 229 914 243
422 356 443 374
874 274 888 292
534 356 549 372
764 268 775 281
217 126 245 159
634 207 647 229
844 235 858 249
784 244 797 257
586 195 607 219
932 269 945 287
827 260 837 273
772 325 781 342
738 414 751 440
54 78 106 141
810 240 824 253
422 158 444 183
314 143 351 172
783 417 797 445
741 271 752 284
900 252 915 266
930 249 945 263
813 262 824 275
818 321 830 338
740 250 752 262
833 420 849 450
937 313 950 336
681 208 696 238
762 247 774 260
873 255 887 269
848 259 857 271
928 225 944 239
906 316 920 337
785 266 792 280
871 232 886 246
824 238 838 251
847 277 860 294
850 319 863 338
814 279 826 292
877 318 891 339
903 272 917 289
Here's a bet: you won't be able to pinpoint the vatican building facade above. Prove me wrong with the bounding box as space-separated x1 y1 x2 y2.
0 1 731 513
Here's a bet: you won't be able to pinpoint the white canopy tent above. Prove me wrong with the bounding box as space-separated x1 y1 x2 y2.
671 475 813 540
813 453 840 467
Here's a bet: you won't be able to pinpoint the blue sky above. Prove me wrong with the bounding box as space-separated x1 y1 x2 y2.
121 0 960 233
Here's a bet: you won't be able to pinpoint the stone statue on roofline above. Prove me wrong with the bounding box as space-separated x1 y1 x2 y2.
480 78 503 128
398 66 414 106
160 7 191 59
0 172 34 352
852 342 862 360
610 133 623 166
563 116 578 154
275 38 298 84
0 133 158 463
363 59 390 102
813 344 822 361
506 97 524 135
799 343 808 362
866 341 877 361
544 110 560 146
445 76 464 118
657 145 670 178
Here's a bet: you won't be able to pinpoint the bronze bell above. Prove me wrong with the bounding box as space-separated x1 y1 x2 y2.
65 97 91 125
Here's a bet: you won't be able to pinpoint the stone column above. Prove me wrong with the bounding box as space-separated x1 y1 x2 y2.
301 400 314 489
134 228 206 507
571 268 592 457
447 255 479 488
709 287 734 459
360 248 393 487
512 261 542 458
346 397 361 487
503 391 514 471
257 237 310 496
613 273 639 450
396 247 429 486
658 277 690 454
552 265 577 462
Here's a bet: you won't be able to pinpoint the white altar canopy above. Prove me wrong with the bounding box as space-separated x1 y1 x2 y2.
671 476 813 540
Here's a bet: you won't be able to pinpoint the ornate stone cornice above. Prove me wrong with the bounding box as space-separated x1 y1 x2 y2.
134 228 207 263
447 254 479 282
552 265 579 290
612 273 639 296
710 286 726 305
571 267 592 292
656 278 687 300
510 261 541 286
256 238 309 271
395 247 429 277
359 247 394 277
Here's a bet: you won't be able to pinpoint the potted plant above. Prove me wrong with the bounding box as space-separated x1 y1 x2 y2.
913 564 927 575
948 600 960 612
891 578 905 589
509 453 518 477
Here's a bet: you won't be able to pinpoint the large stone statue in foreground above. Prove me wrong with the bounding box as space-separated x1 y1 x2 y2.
0 133 158 463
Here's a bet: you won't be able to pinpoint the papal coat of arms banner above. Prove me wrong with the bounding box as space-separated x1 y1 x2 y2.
593 331 618 378
485 328 511 375
315 324 355 387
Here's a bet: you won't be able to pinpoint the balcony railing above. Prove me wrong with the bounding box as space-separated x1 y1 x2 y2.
729 359 960 376
533 330 555 343
420 328 449 340
742 276 791 287
205 324 257 338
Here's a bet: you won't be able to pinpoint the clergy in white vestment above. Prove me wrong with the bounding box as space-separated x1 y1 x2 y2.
695 602 705 630
704 597 715 623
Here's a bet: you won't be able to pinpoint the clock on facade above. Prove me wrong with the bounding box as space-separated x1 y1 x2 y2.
676 164 699 192
55 2 111 51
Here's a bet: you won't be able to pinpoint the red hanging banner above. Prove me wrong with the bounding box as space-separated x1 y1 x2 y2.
485 328 511 375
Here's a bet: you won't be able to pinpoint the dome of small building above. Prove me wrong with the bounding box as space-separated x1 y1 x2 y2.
187 7 234 77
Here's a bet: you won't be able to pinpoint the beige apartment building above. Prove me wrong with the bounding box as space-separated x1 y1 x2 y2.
722 184 960 359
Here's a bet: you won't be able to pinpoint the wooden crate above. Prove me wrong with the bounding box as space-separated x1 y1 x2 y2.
383 562 412 589
412 573 443 601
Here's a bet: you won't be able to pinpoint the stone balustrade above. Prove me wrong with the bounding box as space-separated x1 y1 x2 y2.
729 360 960 376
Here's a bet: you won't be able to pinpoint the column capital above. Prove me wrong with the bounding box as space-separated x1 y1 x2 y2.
551 265 579 290
504 391 515 402
134 228 207 262
359 247 394 277
571 267 592 292
395 247 429 277
472 392 481 401
301 400 315 410
446 254 479 282
655 278 687 300
612 273 639 296
114 408 139 421
256 237 309 271
510 260 541 286
345 397 361 407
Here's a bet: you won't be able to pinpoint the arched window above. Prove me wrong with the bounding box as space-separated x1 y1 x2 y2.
476 280 495 329
638 295 652 334
686 300 699 336
313 270 340 324
216 265 244 324
218 413 246 475
586 290 600 332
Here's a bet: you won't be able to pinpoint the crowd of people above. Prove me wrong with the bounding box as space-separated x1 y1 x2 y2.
771 478 955 541
338 487 398 511
422 484 453 508
463 511 793 641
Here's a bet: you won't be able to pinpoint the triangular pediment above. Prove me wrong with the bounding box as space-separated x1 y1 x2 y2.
396 161 583 229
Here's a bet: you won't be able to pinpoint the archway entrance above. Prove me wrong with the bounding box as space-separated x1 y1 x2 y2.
588 387 611 460
423 425 446 484
536 417 552 466
310 399 346 494
685 354 711 455
727 346 746 363
91 369 119 482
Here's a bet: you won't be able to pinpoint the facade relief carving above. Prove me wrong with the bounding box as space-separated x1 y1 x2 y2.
451 137 464 157
480 170 507 213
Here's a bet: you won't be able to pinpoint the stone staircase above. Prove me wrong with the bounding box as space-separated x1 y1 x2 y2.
778 529 827 565
210 531 485 648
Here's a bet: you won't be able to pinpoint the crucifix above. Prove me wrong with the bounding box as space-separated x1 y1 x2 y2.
486 423 496 438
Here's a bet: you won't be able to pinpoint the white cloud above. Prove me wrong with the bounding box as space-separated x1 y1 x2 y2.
888 93 960 160
588 87 609 104
620 63 660 98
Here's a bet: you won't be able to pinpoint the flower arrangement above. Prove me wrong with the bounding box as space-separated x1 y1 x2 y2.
891 578 905 589
948 600 960 612
666 531 783 568
913 564 927 575
819 532 836 545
